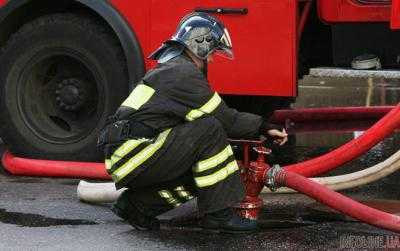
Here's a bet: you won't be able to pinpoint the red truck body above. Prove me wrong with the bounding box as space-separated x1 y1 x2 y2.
108 0 395 97
0 0 398 160
110 0 298 97
0 0 396 97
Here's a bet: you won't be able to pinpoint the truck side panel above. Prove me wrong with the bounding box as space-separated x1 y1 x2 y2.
111 0 297 97
391 0 400 29
109 0 151 69
318 0 391 23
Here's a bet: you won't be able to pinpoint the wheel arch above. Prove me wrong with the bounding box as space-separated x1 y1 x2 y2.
0 0 145 86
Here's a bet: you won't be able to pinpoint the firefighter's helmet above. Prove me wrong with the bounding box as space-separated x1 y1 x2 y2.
149 12 233 63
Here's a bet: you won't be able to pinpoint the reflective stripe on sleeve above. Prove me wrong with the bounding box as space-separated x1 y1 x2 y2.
194 160 239 188
158 190 181 207
193 145 234 173
185 92 222 121
112 129 171 182
121 84 155 110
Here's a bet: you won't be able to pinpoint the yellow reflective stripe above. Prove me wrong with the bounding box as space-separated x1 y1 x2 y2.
121 84 155 110
194 161 239 188
177 191 194 200
158 190 181 207
186 110 205 121
169 199 181 207
112 129 171 182
185 92 222 121
106 139 150 171
193 145 233 173
105 159 112 170
174 186 194 200
159 190 172 198
111 138 149 164
174 186 185 191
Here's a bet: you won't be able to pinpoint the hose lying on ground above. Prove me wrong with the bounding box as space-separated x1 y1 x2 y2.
1 151 111 179
78 169 400 232
263 148 400 193
78 148 400 202
2 105 399 179
277 170 400 233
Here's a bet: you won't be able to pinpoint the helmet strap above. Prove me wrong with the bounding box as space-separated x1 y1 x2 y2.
202 61 208 79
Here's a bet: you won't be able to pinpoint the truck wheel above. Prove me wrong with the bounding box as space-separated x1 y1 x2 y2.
0 14 130 161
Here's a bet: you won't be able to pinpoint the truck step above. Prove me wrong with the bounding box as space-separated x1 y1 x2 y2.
309 67 400 79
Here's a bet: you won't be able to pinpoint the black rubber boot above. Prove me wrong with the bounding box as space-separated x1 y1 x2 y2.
202 208 258 233
112 190 160 231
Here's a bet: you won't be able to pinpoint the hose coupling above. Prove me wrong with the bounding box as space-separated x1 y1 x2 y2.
265 164 283 192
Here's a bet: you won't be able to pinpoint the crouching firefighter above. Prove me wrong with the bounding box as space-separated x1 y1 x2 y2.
98 12 288 233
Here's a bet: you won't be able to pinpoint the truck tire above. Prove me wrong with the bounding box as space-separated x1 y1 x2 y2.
0 13 130 161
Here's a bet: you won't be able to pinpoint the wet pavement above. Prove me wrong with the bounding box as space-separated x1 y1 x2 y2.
0 77 400 250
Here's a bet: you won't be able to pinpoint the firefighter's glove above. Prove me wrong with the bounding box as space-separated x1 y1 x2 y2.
260 121 288 146
97 120 130 147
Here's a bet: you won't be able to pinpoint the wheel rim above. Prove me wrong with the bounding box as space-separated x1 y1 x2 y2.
17 48 104 144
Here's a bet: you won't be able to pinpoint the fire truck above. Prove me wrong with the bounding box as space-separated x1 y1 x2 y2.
0 0 398 161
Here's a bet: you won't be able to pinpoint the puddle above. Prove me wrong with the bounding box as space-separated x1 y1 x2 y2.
8 178 45 184
257 217 315 229
361 199 400 215
306 199 400 220
159 209 339 231
257 209 351 229
0 208 97 227
142 198 400 231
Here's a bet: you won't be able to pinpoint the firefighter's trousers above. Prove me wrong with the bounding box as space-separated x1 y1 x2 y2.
115 117 245 217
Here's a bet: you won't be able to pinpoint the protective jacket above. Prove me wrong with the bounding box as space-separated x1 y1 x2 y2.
115 55 263 138
102 55 267 215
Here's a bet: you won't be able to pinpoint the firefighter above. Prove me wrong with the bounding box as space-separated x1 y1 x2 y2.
99 12 288 233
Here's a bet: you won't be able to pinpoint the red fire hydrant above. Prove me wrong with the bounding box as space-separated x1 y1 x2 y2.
231 139 272 220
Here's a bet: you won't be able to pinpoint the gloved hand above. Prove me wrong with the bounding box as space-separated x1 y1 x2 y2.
259 121 288 146
267 128 288 146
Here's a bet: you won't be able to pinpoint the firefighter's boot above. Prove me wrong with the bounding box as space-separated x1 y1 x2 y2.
202 208 258 233
112 190 160 230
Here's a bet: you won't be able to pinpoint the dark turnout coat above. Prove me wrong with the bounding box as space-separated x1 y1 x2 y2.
103 55 265 214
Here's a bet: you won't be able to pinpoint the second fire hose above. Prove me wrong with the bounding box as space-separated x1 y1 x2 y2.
264 148 400 193
269 167 400 233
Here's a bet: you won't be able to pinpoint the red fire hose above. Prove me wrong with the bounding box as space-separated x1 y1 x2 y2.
285 104 400 177
276 170 400 232
1 105 399 179
1 151 110 180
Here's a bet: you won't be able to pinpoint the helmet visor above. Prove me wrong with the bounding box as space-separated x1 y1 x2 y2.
215 28 234 60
